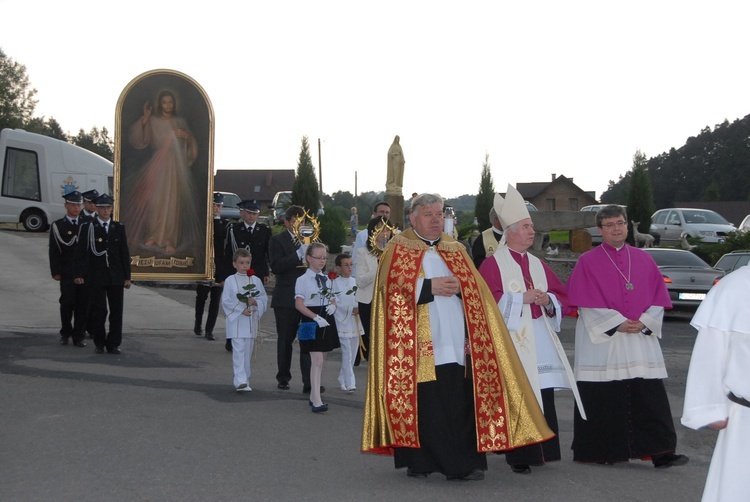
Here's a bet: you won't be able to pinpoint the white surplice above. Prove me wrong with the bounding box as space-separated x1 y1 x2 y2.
682 265 750 502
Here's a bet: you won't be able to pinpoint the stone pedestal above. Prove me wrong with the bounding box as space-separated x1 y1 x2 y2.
385 193 405 230
570 229 592 253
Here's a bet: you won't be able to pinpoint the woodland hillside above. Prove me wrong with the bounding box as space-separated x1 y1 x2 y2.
602 115 750 207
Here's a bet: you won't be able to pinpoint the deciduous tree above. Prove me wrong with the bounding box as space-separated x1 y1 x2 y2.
71 127 114 161
25 116 67 141
0 48 37 131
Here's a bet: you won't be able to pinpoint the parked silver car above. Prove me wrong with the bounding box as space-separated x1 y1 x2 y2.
650 208 736 245
642 248 724 308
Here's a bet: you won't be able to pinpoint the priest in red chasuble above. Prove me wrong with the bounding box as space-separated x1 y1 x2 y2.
361 193 552 481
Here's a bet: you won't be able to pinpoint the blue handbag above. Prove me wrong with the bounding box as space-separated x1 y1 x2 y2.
297 321 317 341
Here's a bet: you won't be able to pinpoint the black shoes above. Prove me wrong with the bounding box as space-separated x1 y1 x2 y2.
205 333 215 341
278 382 290 390
406 468 429 478
653 453 689 469
95 347 104 354
311 403 329 413
447 469 485 481
61 337 86 347
107 347 121 354
511 464 531 474
193 323 203 336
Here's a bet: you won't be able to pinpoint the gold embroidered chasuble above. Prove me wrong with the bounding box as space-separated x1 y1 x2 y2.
361 229 553 455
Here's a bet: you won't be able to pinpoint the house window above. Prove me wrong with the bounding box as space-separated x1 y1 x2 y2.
546 199 556 211
254 185 261 193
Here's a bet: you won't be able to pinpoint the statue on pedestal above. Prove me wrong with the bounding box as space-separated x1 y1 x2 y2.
385 135 404 196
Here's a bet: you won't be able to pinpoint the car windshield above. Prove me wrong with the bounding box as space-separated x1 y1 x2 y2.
645 249 710 268
716 253 750 271
682 210 730 225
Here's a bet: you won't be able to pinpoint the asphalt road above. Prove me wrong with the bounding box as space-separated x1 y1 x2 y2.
0 227 718 501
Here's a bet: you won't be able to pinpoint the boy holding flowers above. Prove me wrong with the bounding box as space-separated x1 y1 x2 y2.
222 249 268 392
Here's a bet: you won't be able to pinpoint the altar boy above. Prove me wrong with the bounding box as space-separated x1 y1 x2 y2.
222 249 268 391
332 253 362 392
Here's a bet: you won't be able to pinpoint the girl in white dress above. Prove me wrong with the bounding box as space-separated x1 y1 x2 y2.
295 243 340 412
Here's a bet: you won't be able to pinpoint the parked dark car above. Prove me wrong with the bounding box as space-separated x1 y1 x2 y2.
217 191 241 221
642 248 724 309
714 250 750 276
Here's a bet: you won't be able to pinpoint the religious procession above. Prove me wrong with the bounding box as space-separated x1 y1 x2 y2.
9 71 730 501
34 130 740 502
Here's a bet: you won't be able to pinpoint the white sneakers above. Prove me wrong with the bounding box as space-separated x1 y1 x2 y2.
236 383 252 392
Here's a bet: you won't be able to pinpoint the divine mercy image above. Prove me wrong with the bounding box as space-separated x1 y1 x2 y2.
116 70 214 280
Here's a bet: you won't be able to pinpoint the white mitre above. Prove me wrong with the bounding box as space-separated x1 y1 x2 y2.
497 184 530 228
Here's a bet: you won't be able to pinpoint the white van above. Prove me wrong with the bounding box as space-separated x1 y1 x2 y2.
0 128 113 231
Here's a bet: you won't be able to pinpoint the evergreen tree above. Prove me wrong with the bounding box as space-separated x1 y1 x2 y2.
626 150 656 234
291 136 320 215
0 49 37 131
474 153 494 230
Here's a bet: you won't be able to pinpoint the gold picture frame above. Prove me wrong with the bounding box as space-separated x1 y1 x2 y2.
114 69 214 281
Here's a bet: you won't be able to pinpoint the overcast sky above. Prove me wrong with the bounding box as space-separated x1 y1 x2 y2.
3 0 749 200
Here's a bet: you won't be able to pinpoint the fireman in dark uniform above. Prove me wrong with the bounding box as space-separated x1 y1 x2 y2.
194 192 228 341
49 190 91 347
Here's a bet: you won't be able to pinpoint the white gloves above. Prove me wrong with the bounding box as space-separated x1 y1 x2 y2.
296 244 309 260
313 315 329 328
325 304 336 315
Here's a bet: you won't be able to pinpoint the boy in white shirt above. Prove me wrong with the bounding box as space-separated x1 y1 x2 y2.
332 254 362 392
221 249 268 392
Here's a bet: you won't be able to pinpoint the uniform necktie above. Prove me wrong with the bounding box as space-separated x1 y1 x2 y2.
103 222 108 233
316 274 326 289
71 219 77 226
